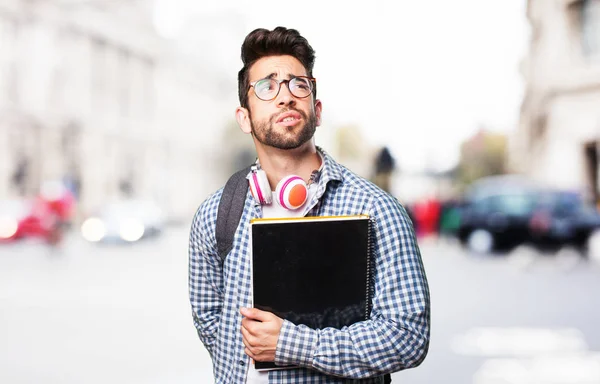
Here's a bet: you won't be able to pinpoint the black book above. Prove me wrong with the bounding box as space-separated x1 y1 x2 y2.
250 215 373 371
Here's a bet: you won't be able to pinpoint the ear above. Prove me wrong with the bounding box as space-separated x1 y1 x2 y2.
235 107 252 134
314 99 323 127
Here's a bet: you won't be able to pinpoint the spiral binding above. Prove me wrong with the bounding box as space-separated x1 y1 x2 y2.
365 217 375 320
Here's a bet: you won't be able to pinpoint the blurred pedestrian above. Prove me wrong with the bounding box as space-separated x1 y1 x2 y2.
371 146 396 194
11 157 29 196
188 26 430 383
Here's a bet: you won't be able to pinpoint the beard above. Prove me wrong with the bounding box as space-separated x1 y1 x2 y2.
249 108 317 150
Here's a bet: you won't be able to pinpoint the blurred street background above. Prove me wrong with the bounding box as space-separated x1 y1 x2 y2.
2 0 600 383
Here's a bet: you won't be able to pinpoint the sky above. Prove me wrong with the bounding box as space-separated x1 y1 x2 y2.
154 0 530 173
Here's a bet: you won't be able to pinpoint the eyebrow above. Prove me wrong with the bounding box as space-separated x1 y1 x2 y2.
264 73 296 80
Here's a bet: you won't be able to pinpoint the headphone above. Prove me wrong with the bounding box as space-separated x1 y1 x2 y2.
249 165 320 210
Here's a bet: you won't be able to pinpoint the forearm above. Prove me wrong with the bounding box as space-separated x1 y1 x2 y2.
275 310 429 378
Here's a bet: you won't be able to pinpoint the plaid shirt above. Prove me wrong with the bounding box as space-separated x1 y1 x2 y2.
189 148 430 383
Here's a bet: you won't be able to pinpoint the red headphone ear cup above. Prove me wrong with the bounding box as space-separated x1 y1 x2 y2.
249 169 272 205
275 175 308 210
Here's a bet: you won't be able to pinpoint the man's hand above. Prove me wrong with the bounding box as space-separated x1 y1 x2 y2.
240 307 284 362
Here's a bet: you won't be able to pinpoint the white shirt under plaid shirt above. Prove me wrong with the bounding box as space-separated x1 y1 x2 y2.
189 148 430 383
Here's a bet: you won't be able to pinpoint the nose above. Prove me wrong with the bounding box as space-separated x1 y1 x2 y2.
276 81 296 107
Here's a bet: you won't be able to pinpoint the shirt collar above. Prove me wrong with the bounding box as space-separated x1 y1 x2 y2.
315 146 343 186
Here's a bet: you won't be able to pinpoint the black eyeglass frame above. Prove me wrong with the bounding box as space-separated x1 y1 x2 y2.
249 76 317 101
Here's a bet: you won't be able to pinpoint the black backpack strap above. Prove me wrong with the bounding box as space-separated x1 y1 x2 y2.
216 166 251 265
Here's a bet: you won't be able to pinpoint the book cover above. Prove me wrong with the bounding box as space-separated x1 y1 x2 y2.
250 215 373 370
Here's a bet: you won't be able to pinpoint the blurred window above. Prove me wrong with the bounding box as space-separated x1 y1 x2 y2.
91 38 108 114
118 49 131 118
497 194 537 215
474 194 536 216
472 197 493 214
581 0 600 60
142 58 155 120
540 191 587 216
0 17 19 104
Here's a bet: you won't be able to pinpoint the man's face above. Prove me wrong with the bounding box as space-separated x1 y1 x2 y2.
238 55 322 150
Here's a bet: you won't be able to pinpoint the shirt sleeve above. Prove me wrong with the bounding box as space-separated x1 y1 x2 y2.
274 193 431 378
188 197 223 357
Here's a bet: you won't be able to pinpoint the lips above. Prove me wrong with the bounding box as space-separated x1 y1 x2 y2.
276 111 303 124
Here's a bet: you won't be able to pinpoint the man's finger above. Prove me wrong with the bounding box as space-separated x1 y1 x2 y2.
244 347 257 360
240 325 255 345
240 307 272 322
241 317 266 335
241 334 259 356
241 318 257 335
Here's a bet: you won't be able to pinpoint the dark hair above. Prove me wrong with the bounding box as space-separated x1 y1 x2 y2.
237 26 316 109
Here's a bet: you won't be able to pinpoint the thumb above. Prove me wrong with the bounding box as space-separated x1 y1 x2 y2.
240 307 272 321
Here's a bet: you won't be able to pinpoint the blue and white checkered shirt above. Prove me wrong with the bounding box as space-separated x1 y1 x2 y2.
189 148 430 383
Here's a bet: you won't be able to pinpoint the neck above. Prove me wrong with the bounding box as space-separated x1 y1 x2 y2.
255 143 321 189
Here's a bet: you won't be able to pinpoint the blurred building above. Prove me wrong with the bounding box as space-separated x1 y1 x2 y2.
0 0 230 222
513 0 600 204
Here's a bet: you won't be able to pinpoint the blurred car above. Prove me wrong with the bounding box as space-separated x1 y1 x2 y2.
0 199 58 243
457 187 539 253
529 190 600 251
80 200 166 244
457 175 600 255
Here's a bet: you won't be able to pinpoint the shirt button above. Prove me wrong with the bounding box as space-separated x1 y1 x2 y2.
239 360 245 366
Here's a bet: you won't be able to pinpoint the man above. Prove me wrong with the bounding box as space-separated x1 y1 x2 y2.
189 26 430 383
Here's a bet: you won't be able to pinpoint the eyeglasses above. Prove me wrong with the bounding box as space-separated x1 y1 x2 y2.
249 76 316 101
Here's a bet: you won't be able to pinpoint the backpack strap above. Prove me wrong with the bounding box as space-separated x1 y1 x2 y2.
216 166 251 265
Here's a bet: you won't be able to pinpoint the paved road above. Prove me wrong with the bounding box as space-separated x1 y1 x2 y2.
1 229 599 383
398 238 600 384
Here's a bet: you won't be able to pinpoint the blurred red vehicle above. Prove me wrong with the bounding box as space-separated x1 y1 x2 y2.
0 181 76 244
0 199 47 242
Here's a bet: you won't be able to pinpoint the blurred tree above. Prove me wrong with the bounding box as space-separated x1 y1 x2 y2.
457 127 508 187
